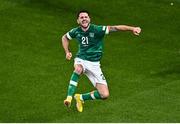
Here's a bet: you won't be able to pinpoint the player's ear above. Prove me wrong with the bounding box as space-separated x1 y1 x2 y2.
77 19 80 24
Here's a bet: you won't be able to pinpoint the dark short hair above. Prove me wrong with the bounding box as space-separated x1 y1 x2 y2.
77 10 90 19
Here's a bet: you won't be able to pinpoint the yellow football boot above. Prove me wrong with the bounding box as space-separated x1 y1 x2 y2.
74 94 84 112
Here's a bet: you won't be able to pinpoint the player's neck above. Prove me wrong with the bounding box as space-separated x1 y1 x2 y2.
81 24 90 32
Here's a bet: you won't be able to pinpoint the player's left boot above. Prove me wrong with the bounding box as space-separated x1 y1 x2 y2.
74 94 84 112
64 96 72 107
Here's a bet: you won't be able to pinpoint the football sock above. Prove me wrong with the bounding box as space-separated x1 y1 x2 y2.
81 90 102 101
67 72 80 97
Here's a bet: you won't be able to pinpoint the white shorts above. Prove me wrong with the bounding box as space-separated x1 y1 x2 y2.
74 58 107 87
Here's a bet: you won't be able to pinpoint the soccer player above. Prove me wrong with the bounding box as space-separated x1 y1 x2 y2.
62 10 141 112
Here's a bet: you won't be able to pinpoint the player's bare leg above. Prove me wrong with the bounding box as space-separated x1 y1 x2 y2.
96 83 109 99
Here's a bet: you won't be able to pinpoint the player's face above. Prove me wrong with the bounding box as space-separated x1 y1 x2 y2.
77 12 90 29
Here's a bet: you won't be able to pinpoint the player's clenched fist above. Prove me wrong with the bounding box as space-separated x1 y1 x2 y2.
66 52 72 60
133 27 141 35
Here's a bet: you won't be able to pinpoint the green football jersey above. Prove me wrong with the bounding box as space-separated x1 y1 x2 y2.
66 24 109 61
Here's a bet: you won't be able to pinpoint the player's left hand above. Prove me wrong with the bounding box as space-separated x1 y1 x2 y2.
133 27 141 35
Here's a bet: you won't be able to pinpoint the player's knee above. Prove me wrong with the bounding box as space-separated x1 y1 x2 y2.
74 65 83 75
100 92 109 99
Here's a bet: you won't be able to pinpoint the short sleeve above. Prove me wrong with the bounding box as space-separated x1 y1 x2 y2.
96 25 110 36
102 26 110 34
66 28 76 40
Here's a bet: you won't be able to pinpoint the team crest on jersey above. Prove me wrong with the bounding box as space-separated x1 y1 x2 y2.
89 32 94 38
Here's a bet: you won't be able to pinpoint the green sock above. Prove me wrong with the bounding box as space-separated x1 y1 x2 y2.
82 90 102 101
67 72 80 96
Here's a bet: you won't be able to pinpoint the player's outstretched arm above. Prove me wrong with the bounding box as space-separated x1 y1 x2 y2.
62 34 72 60
109 25 141 35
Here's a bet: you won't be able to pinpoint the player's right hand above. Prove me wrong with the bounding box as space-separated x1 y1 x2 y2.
66 52 72 60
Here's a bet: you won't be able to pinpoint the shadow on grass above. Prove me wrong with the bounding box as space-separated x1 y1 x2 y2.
150 64 180 78
8 0 77 15
8 0 104 19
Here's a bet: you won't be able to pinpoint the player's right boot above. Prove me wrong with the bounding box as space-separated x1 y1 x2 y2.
74 94 84 112
64 96 72 107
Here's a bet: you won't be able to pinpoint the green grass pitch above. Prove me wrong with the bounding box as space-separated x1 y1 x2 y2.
0 0 180 122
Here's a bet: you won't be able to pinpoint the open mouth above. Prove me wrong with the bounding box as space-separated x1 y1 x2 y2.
82 20 87 24
81 20 89 27
80 19 89 28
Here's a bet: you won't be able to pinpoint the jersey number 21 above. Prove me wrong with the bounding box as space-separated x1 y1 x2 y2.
82 37 88 45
